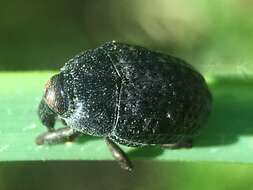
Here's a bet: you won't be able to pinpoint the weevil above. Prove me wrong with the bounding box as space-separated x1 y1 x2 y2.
36 41 212 171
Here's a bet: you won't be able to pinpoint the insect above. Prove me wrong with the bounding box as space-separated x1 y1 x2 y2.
36 41 212 171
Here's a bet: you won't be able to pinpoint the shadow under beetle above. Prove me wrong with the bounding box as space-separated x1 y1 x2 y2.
36 41 212 171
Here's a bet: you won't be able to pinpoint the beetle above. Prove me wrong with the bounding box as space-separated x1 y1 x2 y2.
36 41 212 171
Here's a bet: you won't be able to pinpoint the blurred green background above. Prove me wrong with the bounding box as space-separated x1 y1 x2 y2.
2 0 253 76
1 0 253 189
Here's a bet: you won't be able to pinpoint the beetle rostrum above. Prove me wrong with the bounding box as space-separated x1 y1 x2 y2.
36 41 212 171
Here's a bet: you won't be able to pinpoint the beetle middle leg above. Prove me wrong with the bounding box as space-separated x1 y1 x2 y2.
160 139 193 149
105 137 133 172
36 127 79 145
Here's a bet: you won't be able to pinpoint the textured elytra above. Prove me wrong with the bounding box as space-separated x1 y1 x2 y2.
45 41 212 147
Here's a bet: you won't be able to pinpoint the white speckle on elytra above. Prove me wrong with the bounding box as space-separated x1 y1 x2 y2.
0 145 9 152
166 112 171 119
22 123 37 131
119 58 125 63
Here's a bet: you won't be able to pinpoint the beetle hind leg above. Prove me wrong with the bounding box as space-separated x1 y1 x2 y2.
160 139 193 149
36 127 79 145
105 137 133 172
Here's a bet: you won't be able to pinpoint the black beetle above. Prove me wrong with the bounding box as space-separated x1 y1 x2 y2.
36 41 212 171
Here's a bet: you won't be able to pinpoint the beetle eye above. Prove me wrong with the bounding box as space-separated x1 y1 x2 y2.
44 74 68 114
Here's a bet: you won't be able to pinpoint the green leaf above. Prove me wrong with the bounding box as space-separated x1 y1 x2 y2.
0 72 252 163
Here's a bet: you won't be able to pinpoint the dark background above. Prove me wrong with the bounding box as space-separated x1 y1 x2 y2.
1 161 253 190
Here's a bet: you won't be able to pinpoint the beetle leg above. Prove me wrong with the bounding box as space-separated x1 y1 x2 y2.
105 137 133 171
36 127 79 145
160 139 193 149
38 99 56 131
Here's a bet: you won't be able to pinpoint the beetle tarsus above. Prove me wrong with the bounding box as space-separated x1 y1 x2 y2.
160 139 193 149
36 127 79 145
105 137 133 172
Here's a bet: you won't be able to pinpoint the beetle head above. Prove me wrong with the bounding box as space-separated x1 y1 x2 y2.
43 74 68 115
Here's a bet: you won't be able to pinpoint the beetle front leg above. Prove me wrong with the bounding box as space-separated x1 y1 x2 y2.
36 127 79 145
38 99 56 131
105 137 133 171
37 99 79 145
